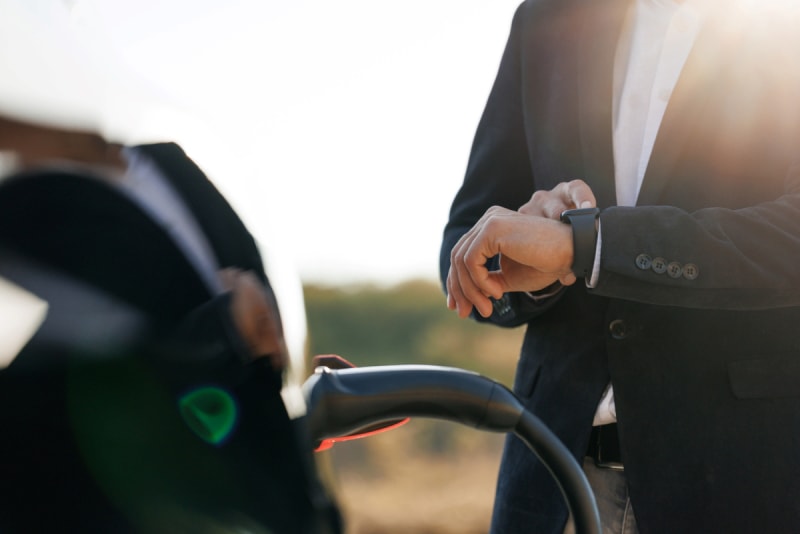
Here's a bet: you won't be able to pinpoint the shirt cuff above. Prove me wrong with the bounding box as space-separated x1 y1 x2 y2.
586 222 602 288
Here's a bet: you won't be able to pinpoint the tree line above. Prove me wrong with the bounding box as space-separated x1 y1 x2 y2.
302 278 523 388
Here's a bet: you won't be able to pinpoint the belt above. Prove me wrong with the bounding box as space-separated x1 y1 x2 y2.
586 423 624 471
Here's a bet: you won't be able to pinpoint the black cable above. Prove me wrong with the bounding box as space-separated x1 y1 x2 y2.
304 364 600 534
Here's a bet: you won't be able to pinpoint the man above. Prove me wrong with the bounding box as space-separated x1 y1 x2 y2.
441 1 800 533
0 114 341 533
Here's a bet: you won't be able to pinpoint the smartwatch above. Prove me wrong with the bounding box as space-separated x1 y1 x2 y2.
559 207 600 279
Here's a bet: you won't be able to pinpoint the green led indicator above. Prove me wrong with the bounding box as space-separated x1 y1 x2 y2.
178 387 238 445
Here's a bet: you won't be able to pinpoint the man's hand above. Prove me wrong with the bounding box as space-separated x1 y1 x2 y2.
219 268 288 371
445 180 596 319
518 179 596 218
446 207 574 318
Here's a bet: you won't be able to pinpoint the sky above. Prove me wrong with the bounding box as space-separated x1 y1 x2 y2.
0 0 523 288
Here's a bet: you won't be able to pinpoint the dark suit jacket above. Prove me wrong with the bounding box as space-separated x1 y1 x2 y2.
0 143 340 533
440 1 800 533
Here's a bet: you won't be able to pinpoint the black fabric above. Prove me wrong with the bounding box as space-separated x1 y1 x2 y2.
586 423 621 466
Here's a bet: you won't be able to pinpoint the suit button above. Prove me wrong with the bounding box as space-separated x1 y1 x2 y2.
651 257 667 274
609 319 628 340
683 263 699 280
667 261 683 278
635 254 652 270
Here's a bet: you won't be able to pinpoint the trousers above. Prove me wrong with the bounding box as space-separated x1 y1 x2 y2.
563 458 639 534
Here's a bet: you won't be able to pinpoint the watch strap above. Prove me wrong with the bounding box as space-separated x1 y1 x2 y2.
560 208 600 279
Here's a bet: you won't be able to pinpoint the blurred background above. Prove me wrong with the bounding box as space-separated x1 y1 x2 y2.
1 1 526 531
305 281 523 533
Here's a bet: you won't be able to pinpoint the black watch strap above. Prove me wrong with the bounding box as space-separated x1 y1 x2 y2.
559 207 600 279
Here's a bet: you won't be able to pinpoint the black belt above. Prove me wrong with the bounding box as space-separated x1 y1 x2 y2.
587 423 624 470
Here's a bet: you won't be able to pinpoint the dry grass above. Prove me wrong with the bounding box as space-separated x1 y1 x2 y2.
321 421 506 534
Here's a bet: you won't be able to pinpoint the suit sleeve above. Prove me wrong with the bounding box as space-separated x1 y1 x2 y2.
440 3 565 327
593 160 800 309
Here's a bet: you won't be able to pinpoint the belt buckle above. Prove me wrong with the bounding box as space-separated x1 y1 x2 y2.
593 424 624 471
594 456 625 471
